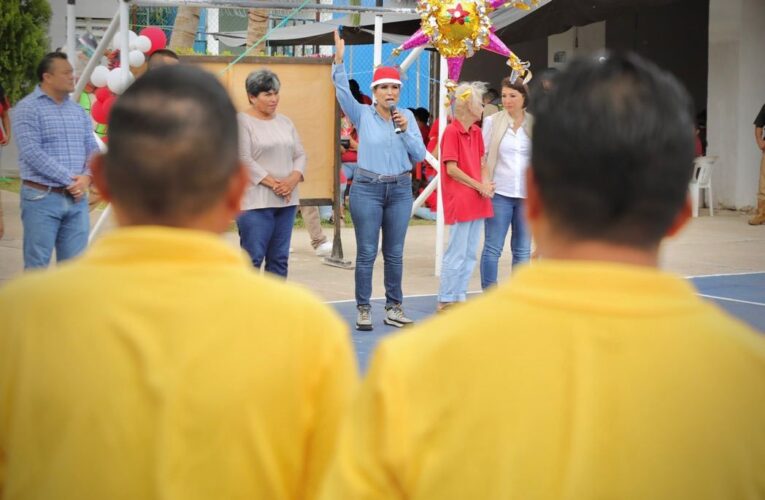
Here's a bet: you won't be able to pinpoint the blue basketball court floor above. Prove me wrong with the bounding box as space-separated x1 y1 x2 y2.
331 272 765 371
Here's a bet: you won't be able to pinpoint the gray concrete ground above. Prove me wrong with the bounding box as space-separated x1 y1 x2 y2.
1 189 764 297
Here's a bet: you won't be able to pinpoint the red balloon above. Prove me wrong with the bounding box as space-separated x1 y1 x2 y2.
139 27 167 55
91 100 107 124
91 95 116 124
94 87 112 102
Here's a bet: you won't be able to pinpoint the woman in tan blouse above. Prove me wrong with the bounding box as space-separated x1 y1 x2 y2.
237 69 306 277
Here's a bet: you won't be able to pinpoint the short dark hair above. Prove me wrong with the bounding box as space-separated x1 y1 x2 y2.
104 65 239 221
500 76 528 107
531 52 695 248
147 48 179 68
37 52 68 82
413 107 430 124
245 69 280 97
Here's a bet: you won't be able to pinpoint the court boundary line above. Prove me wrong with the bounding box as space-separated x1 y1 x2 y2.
326 273 765 305
686 271 765 279
698 294 765 307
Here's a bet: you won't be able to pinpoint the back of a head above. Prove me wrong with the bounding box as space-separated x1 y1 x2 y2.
532 52 695 248
147 48 180 70
104 65 239 222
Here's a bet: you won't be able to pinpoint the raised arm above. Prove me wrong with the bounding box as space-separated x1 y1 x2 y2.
331 30 364 128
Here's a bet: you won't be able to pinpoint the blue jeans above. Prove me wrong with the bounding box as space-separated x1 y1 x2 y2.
413 206 437 221
439 219 484 303
237 205 297 277
20 184 89 269
349 169 413 307
480 194 531 289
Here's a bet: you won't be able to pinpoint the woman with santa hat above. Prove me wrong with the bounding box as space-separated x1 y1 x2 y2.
331 30 426 332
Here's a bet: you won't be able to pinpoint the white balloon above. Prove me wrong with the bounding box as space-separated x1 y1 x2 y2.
112 30 138 50
128 50 146 68
127 30 139 50
107 68 134 95
90 65 109 88
134 35 152 53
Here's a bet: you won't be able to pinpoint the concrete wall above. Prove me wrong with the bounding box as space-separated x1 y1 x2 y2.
50 0 116 52
708 0 765 209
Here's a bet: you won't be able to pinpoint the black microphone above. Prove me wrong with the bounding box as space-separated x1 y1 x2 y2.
388 102 403 134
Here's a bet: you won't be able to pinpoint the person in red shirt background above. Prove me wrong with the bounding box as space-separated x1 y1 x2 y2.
437 82 494 311
412 115 451 221
0 83 11 240
348 78 372 105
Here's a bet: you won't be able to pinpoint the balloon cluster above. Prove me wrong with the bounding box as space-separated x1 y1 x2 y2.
393 0 537 83
86 27 168 126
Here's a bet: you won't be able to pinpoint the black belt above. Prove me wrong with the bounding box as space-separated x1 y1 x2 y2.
23 180 69 195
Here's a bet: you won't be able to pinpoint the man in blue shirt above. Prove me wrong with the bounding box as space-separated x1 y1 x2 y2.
14 52 98 269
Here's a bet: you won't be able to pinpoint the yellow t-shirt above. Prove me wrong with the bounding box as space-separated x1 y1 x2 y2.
0 227 357 500
321 261 765 500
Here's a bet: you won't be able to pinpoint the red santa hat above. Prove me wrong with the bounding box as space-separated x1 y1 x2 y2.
370 66 402 89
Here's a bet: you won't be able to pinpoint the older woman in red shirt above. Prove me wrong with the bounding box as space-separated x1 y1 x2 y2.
437 82 494 311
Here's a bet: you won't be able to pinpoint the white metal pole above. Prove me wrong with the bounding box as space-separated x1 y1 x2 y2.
72 8 121 104
207 8 220 55
373 14 383 67
399 45 424 72
435 55 448 276
119 0 130 76
88 133 110 243
416 55 421 107
67 0 77 72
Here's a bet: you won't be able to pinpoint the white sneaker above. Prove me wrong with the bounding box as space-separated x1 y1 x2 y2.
315 240 333 257
383 304 414 328
356 305 373 331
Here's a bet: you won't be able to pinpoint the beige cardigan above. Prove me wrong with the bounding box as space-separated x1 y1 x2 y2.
484 111 533 181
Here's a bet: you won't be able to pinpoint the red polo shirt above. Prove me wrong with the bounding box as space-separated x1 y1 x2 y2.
440 120 493 224
0 97 9 143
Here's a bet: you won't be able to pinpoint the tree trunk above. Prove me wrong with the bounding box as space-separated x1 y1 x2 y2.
169 6 200 50
246 8 269 55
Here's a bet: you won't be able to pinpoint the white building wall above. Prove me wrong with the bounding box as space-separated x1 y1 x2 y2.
707 0 765 209
50 0 117 52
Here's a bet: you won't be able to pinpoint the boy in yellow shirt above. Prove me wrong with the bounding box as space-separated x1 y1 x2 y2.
0 65 357 500
320 53 765 499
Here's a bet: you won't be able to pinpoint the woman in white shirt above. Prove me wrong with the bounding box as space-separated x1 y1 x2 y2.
480 77 533 288
237 69 306 277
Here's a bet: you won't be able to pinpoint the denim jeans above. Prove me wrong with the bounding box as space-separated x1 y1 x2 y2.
439 219 484 303
480 194 531 289
349 169 413 307
20 184 89 269
413 206 437 221
237 205 297 278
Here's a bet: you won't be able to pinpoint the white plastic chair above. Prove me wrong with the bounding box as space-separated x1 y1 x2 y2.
690 155 716 217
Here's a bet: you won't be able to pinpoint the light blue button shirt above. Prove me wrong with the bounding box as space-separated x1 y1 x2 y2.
332 64 426 176
13 86 98 187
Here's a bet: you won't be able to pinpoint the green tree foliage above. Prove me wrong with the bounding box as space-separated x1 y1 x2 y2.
0 0 51 104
